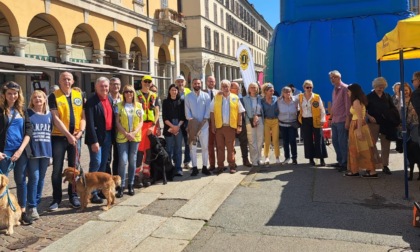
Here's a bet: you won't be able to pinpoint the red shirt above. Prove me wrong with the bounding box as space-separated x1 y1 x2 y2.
100 96 113 130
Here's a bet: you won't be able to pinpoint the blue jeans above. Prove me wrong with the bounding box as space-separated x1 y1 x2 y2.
51 136 80 203
166 132 183 172
88 131 112 173
181 122 191 164
331 122 348 166
118 141 139 188
27 157 49 208
280 126 297 159
1 150 29 208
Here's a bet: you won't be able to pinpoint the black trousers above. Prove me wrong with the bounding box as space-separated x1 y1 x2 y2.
301 117 328 159
235 117 248 160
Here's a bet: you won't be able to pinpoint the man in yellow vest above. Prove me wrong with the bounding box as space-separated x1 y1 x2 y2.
48 71 86 210
175 75 191 169
135 75 160 187
210 79 245 174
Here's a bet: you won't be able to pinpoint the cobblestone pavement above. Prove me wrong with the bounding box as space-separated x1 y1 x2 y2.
0 140 244 251
0 142 158 251
0 144 102 251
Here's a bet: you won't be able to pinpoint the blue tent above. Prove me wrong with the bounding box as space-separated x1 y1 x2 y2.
265 0 417 103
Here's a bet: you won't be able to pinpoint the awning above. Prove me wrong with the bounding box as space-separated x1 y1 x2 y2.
0 68 43 75
0 55 89 70
376 15 420 61
67 62 150 75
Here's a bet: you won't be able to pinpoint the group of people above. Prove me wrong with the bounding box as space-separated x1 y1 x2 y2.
0 69 418 226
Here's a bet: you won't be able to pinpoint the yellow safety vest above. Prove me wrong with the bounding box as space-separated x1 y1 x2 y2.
214 94 239 129
184 87 191 96
52 89 83 136
116 102 143 143
136 90 157 122
298 93 322 128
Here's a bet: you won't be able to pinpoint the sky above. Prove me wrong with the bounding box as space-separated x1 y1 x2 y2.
247 0 280 29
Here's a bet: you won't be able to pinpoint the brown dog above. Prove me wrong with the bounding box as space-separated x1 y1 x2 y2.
62 168 121 211
0 174 22 235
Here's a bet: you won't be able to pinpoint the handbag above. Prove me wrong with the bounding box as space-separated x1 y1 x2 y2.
290 121 301 129
248 117 255 128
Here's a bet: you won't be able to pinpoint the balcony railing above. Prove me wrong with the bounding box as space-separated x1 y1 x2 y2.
155 8 186 34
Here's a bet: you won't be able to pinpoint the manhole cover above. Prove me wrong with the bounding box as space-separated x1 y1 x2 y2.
7 236 39 250
139 199 187 217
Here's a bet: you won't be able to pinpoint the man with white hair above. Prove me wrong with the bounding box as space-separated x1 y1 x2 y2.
85 76 115 203
210 79 245 174
328 70 350 171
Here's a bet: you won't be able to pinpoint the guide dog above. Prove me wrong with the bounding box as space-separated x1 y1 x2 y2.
0 174 21 235
149 134 174 185
62 168 121 211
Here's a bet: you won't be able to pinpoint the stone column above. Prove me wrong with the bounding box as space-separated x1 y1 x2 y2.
148 29 155 76
93 49 106 65
221 64 226 81
119 53 130 69
10 37 28 57
174 34 180 77
226 66 231 81
214 63 220 85
141 56 149 72
58 44 72 63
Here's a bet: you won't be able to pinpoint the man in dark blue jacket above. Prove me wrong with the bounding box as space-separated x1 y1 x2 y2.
84 77 115 203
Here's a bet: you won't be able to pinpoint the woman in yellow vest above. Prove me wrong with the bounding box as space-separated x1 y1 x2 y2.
298 80 328 166
115 85 143 198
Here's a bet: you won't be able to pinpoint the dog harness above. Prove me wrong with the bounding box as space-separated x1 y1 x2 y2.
0 157 17 212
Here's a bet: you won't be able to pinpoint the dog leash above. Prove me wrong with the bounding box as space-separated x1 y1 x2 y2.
0 156 17 212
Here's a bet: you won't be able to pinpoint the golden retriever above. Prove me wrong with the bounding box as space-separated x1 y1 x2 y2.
0 174 22 235
62 168 121 211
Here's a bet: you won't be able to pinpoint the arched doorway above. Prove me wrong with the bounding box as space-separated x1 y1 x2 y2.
157 46 168 98
104 32 124 67
27 14 63 62
71 24 99 63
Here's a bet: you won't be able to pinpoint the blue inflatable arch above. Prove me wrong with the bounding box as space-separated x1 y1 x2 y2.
266 0 417 104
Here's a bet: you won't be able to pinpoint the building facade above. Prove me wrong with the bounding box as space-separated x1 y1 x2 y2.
410 0 419 14
0 0 184 99
178 0 273 87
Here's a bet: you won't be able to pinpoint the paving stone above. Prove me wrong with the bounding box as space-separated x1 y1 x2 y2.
117 192 161 207
98 205 141 222
84 214 167 252
132 236 188 252
42 221 119 252
160 178 213 200
174 182 242 221
152 217 205 240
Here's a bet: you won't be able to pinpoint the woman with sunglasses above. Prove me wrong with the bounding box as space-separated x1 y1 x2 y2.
26 90 52 220
115 85 143 197
162 84 186 176
261 83 280 165
297 80 328 166
243 82 264 166
0 81 33 224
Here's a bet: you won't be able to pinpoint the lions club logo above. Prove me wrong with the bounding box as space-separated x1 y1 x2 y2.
239 49 249 71
74 98 82 106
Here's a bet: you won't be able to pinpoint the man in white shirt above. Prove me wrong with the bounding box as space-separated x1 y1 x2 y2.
210 79 245 174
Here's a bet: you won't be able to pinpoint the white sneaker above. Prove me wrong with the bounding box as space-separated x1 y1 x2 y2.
275 158 281 164
28 207 40 220
264 157 270 165
282 158 291 165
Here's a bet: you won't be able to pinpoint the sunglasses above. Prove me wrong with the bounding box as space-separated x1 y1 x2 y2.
305 86 313 89
124 90 134 94
412 79 418 83
143 80 152 83
4 82 20 90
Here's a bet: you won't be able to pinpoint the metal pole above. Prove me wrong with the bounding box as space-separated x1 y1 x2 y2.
400 49 409 199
